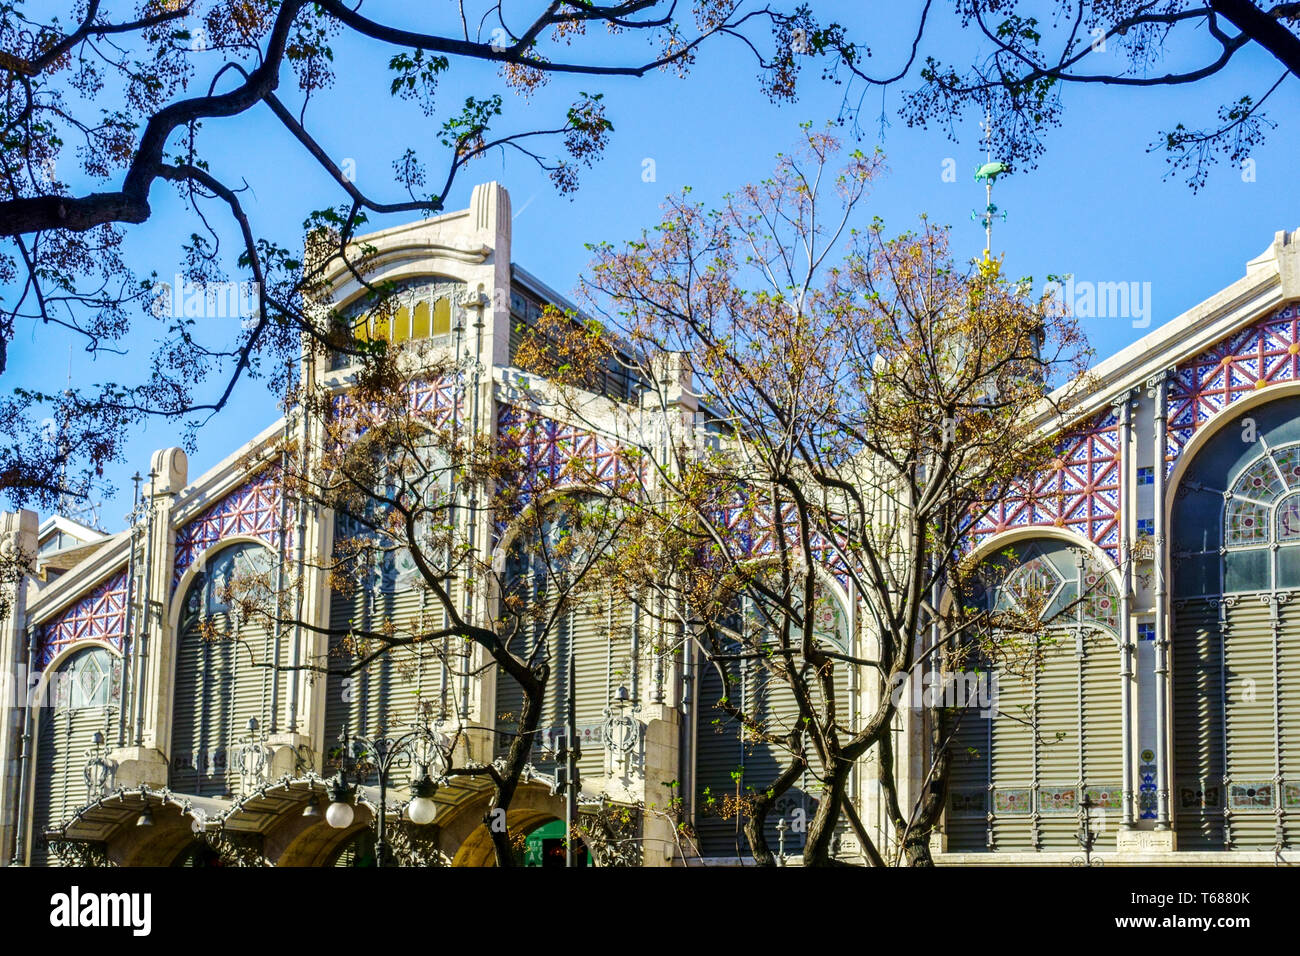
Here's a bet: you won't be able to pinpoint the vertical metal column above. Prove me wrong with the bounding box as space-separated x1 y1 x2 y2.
9 626 37 865
133 468 158 747
1150 371 1173 829
1116 392 1136 829
118 473 142 747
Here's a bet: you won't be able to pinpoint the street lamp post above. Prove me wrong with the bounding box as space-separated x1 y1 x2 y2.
324 723 450 866
1074 793 1103 867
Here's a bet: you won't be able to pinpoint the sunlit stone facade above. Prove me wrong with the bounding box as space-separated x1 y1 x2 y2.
3 185 1300 865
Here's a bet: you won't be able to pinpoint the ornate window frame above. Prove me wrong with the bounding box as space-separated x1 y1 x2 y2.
1223 439 1300 551
330 276 468 370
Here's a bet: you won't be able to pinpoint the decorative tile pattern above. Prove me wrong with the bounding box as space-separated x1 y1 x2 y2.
36 571 129 669
407 375 460 427
174 470 287 587
993 788 1032 815
1285 783 1300 809
498 404 633 490
972 409 1122 561
330 374 460 439
1139 763 1158 819
495 404 638 543
1084 785 1123 811
1166 304 1300 470
715 495 851 587
494 405 856 585
1037 786 1078 814
1179 783 1221 809
1228 780 1274 810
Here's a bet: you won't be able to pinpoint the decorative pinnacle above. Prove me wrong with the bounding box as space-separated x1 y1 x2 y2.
973 110 1010 264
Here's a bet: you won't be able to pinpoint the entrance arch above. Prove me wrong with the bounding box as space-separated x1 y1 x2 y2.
169 540 288 797
943 535 1123 852
28 644 122 866
1170 393 1300 849
444 784 593 866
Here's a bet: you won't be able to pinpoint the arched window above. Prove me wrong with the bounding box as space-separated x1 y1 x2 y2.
31 646 122 865
945 538 1122 853
1171 397 1300 850
1224 440 1300 561
170 541 286 798
179 541 274 631
330 277 464 369
981 541 1119 639
331 432 452 591
54 645 122 712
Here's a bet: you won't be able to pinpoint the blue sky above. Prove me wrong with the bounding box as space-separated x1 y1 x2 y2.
6 3 1299 527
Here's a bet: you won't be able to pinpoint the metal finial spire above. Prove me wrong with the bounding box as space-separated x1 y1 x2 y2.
973 108 1009 269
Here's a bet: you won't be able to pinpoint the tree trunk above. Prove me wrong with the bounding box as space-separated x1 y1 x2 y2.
802 759 850 866
902 832 935 867
744 749 805 866
486 659 548 867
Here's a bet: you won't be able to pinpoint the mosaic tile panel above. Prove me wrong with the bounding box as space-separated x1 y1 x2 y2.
36 571 128 669
973 408 1121 561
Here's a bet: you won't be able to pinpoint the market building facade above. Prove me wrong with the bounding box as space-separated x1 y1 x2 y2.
2 183 1300 865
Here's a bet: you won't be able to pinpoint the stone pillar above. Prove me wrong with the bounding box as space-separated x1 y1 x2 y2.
274 400 328 772
470 181 513 372
642 707 681 866
0 510 37 864
112 448 186 788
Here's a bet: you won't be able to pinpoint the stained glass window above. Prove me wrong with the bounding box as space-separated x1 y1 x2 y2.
1000 550 1065 615
1279 494 1300 541
330 278 464 369
53 647 122 711
1226 498 1270 547
1273 445 1300 490
1231 457 1286 503
1223 442 1300 550
1078 561 1119 634
986 543 1119 638
810 584 849 647
181 542 275 631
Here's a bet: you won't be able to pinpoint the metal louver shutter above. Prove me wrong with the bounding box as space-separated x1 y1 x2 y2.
494 526 631 793
974 632 1121 853
169 544 290 798
30 705 110 866
325 581 445 790
168 610 221 795
496 588 626 785
989 654 1035 849
1280 599 1300 847
494 546 535 765
944 694 991 852
694 638 747 858
1080 632 1123 808
567 589 628 786
1173 598 1225 849
169 608 287 797
1222 595 1276 848
1035 641 1080 849
694 605 855 860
